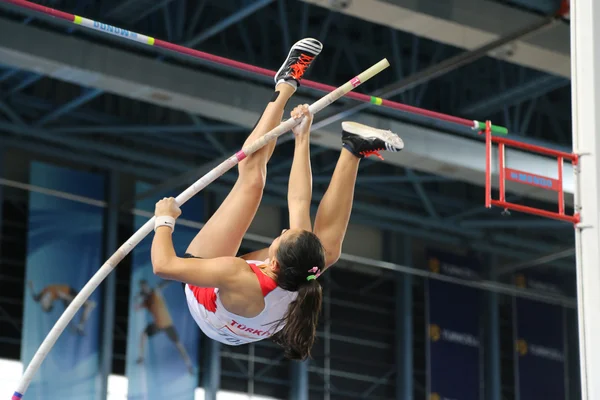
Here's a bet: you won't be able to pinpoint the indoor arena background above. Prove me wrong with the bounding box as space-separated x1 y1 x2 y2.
0 0 580 399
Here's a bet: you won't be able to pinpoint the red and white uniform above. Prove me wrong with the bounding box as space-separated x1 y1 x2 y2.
184 260 297 346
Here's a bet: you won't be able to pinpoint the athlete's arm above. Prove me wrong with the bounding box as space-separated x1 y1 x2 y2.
151 197 249 288
152 227 248 287
287 104 313 232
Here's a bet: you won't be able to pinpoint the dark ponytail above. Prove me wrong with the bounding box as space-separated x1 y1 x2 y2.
272 230 325 360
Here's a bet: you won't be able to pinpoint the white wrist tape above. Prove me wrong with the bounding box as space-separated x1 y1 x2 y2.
154 216 176 232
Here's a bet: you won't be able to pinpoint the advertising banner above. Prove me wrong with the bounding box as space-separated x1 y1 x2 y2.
426 251 482 400
514 272 566 400
22 161 105 399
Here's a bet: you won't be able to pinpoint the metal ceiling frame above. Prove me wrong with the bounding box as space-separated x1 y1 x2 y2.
0 0 575 272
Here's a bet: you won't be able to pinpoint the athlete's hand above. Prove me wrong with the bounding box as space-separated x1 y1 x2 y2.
155 197 182 219
291 104 313 137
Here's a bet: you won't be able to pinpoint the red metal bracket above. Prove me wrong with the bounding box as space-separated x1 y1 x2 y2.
481 120 580 224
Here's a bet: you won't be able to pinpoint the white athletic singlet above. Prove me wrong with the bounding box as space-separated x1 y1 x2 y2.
184 260 298 346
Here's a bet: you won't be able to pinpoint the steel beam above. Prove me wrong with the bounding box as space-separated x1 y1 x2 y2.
0 16 575 204
277 0 290 53
289 345 309 398
0 121 191 172
269 147 330 175
0 99 25 125
184 0 275 48
287 206 308 400
392 233 413 400
0 68 18 83
34 88 103 127
276 174 448 185
203 327 220 399
405 168 439 219
130 0 177 25
496 247 575 276
311 14 563 131
460 74 569 116
3 73 41 97
185 0 207 40
187 114 230 155
53 124 244 135
301 0 570 78
125 157 224 206
162 3 174 41
11 93 122 125
0 136 166 181
444 195 521 222
174 0 186 41
460 219 570 229
102 0 140 19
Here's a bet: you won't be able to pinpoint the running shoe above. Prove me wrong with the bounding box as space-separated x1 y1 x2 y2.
274 38 323 87
341 121 404 160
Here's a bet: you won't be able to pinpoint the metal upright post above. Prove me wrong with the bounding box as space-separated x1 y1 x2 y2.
202 193 222 400
567 308 581 400
324 272 332 400
99 170 119 399
486 257 501 400
203 338 221 400
571 0 600 397
288 209 309 400
388 232 413 400
290 360 309 400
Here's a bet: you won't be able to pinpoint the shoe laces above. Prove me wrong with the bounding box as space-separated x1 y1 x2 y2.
359 149 385 160
290 54 314 80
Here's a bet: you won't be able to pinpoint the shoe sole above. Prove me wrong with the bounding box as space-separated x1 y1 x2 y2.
341 121 404 150
274 38 323 83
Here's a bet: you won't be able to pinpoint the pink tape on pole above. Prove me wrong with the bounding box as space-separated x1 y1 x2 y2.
235 151 247 161
350 77 362 88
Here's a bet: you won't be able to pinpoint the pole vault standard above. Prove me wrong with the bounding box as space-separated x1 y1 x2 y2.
0 0 507 135
10 54 390 398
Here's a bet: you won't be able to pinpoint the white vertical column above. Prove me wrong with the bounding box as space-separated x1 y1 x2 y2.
570 0 600 398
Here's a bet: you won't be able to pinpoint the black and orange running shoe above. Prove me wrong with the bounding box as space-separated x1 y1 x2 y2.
341 121 404 160
274 38 323 87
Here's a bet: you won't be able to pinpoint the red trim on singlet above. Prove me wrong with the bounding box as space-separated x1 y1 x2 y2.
247 263 278 296
188 263 278 312
188 286 217 312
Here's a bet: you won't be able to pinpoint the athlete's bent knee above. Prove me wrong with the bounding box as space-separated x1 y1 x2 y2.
238 165 266 192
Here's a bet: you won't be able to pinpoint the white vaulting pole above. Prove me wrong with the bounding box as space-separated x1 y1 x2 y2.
570 0 600 398
12 58 390 399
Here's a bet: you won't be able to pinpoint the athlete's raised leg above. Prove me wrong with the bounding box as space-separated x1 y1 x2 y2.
313 122 404 268
186 38 322 259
